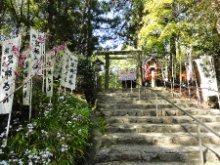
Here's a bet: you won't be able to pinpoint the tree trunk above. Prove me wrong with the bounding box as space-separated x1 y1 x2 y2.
170 36 176 82
136 52 142 86
86 1 93 57
0 0 3 25
47 0 55 48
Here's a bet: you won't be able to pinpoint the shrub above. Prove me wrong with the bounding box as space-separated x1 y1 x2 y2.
0 94 94 164
77 58 97 106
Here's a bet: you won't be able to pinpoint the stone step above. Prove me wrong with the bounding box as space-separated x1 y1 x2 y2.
98 89 189 98
99 109 157 117
97 96 199 109
105 123 220 133
97 93 167 100
95 144 220 163
106 115 220 124
98 90 181 97
99 108 218 117
98 89 199 103
97 99 198 110
97 99 194 106
97 102 173 110
95 132 220 146
97 92 146 98
95 161 218 165
95 144 219 163
98 88 151 94
164 109 220 116
94 89 220 164
98 87 164 93
98 93 185 101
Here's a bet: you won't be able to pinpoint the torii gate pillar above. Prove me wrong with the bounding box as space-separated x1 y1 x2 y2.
105 54 110 89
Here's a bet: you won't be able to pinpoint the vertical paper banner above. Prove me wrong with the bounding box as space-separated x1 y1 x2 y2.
161 66 168 82
194 56 219 102
53 55 62 79
23 81 31 105
67 55 78 90
53 45 65 79
22 49 31 105
30 28 46 75
61 49 78 91
60 52 69 88
0 36 21 114
186 50 192 81
46 51 55 97
24 28 45 106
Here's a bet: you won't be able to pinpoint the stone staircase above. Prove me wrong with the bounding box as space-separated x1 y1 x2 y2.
92 88 220 165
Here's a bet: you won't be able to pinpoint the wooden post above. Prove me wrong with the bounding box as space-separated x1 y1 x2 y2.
179 42 182 96
136 52 142 85
105 54 110 89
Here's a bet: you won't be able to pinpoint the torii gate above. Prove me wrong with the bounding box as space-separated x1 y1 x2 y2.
95 50 143 89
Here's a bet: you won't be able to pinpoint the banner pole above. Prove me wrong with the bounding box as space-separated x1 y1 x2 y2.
29 79 33 121
5 112 12 147
42 43 46 93
42 60 45 93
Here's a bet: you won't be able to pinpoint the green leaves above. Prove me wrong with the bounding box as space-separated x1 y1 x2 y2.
1 0 105 55
0 94 94 164
125 0 220 56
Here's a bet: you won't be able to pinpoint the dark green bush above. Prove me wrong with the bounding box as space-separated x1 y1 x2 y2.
77 58 97 106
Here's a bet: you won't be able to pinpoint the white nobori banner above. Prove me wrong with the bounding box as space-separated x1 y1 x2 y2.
46 51 56 97
61 48 78 91
30 28 46 75
0 36 21 114
22 49 31 106
22 29 46 106
194 56 219 102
